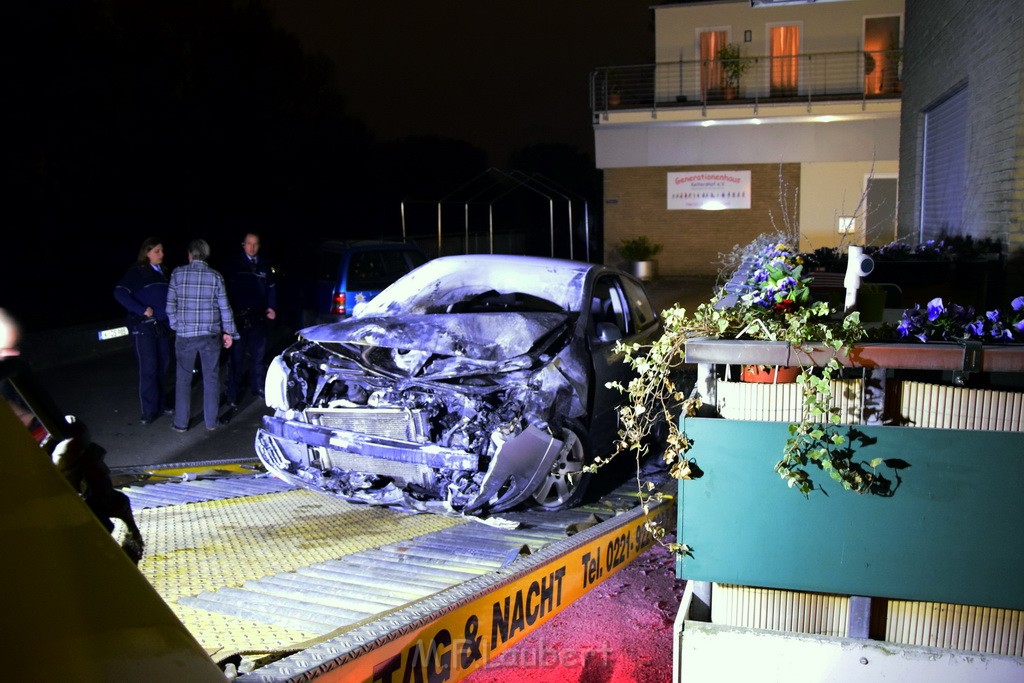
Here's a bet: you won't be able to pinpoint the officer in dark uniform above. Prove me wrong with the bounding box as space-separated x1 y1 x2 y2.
225 232 277 407
114 237 173 425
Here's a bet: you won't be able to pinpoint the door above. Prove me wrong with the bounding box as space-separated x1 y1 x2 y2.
587 274 661 451
699 29 728 98
865 176 898 246
769 24 801 97
864 15 902 95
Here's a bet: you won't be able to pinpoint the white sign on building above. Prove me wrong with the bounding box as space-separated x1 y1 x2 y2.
667 171 751 210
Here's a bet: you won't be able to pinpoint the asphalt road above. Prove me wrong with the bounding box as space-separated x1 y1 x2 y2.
30 331 297 473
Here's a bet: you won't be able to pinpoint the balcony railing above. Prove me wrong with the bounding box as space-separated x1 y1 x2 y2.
591 49 902 116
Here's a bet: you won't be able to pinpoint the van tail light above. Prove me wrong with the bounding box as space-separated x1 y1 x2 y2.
331 292 346 315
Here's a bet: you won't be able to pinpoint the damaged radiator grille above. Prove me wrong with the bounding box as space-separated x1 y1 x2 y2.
308 407 428 442
325 451 433 485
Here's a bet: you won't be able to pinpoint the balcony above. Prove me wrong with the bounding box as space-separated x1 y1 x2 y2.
591 49 902 120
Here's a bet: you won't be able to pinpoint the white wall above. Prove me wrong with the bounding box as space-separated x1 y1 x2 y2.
676 620 1024 683
799 160 899 251
655 0 905 62
595 115 900 169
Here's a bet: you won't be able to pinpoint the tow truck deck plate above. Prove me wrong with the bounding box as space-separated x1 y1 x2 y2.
117 466 675 679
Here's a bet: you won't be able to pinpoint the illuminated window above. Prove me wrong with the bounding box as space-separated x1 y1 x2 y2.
699 29 728 96
864 16 902 95
769 24 800 97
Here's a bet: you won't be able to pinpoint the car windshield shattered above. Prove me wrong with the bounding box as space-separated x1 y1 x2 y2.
255 255 661 516
356 257 589 316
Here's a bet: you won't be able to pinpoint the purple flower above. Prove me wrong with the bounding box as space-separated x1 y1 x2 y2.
926 298 945 322
1012 296 1024 312
965 319 985 337
777 276 798 291
993 327 1014 341
897 306 921 338
950 303 974 322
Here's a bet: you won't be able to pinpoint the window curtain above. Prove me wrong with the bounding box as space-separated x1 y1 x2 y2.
770 25 800 95
700 30 727 95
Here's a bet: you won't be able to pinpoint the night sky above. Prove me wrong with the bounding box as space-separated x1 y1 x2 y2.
3 1 654 330
266 1 655 168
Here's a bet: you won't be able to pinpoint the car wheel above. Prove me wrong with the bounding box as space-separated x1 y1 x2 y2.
530 423 591 511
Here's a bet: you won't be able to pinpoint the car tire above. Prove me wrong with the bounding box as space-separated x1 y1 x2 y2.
530 421 592 511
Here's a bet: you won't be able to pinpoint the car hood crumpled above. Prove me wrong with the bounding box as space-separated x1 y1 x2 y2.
298 312 573 362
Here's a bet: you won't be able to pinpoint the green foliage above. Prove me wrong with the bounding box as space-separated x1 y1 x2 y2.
619 235 663 261
715 42 753 86
605 237 874 513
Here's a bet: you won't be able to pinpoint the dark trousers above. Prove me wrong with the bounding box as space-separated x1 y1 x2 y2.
174 334 222 430
132 323 172 420
227 321 268 401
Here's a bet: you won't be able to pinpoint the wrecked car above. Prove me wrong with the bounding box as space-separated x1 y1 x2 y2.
255 254 662 514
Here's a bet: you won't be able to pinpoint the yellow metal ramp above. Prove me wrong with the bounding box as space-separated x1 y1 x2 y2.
128 485 467 656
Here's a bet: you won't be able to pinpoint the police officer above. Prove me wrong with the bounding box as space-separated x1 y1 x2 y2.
114 237 173 425
225 232 277 407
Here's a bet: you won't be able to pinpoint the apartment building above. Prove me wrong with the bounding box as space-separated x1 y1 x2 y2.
897 0 1023 272
593 0 904 276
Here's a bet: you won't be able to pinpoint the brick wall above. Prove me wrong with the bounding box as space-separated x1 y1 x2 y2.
898 0 1023 264
603 164 800 277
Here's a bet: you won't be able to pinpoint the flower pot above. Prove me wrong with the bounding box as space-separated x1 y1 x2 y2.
857 287 886 322
741 365 800 384
630 260 656 282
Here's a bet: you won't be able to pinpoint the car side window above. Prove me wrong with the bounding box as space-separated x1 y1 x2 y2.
591 276 630 339
620 277 657 332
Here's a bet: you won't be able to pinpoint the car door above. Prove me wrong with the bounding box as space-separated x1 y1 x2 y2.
587 273 662 451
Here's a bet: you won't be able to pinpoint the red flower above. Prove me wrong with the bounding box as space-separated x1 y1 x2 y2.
773 299 796 313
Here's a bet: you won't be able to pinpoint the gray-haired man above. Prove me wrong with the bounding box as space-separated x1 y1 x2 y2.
166 239 239 431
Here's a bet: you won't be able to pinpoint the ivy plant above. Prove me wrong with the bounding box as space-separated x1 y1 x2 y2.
598 238 883 553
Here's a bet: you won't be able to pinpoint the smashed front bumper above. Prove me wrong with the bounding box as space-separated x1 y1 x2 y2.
255 415 565 514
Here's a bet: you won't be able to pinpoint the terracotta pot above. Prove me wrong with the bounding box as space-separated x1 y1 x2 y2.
741 365 801 384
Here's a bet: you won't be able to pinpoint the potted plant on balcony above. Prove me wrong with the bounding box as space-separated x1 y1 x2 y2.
883 32 903 94
604 73 624 107
716 42 752 100
619 235 662 281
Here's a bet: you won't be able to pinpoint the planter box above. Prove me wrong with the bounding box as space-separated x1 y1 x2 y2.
676 418 1024 611
870 258 1005 310
684 338 1024 373
716 378 864 423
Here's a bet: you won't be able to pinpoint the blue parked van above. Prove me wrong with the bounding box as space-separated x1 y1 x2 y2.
300 240 428 326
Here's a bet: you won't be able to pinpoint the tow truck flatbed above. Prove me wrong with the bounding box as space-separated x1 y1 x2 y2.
116 460 676 680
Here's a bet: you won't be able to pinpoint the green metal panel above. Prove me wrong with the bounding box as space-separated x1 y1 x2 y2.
676 418 1024 610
